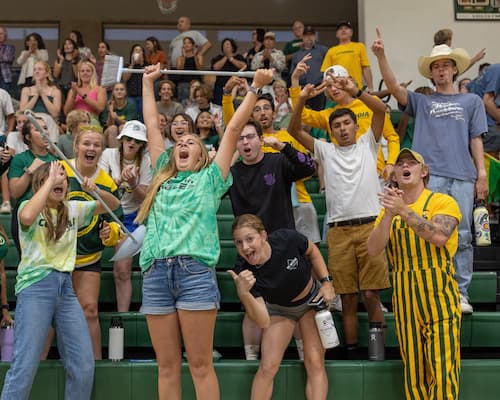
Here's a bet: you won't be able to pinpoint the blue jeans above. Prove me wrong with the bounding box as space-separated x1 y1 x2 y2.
1 271 94 400
427 175 474 297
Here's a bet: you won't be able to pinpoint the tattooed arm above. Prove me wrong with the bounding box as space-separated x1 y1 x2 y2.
379 186 459 248
400 210 458 248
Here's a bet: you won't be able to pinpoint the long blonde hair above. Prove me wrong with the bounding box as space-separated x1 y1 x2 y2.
31 163 70 242
135 134 210 224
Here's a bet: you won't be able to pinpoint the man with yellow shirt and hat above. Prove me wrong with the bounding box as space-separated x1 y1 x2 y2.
367 148 462 399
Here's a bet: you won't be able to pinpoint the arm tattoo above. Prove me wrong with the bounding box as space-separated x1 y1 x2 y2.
407 211 435 234
433 214 459 238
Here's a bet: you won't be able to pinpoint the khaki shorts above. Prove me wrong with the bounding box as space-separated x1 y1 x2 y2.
327 222 389 294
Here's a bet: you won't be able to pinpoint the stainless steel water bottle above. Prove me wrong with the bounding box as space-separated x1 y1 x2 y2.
108 316 124 361
314 305 340 349
368 322 385 361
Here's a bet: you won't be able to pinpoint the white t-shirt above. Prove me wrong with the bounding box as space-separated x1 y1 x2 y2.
0 89 14 134
6 131 29 154
99 148 152 214
314 129 381 223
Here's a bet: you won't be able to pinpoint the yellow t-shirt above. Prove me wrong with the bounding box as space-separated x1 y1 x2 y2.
320 42 370 89
374 189 462 273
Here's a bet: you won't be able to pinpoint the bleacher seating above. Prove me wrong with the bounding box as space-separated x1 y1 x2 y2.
1 177 500 399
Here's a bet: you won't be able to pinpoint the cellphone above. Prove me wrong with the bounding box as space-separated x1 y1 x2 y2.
308 298 325 307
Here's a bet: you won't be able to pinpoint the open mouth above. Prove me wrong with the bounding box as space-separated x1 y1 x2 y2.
85 153 96 162
53 186 64 195
179 149 189 159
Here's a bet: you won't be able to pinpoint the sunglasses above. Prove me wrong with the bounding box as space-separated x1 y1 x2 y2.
123 136 145 144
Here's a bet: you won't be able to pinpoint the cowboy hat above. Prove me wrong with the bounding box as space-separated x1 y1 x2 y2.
417 44 470 79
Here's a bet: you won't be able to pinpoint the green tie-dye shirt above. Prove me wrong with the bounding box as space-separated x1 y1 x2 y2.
15 200 96 294
139 153 232 272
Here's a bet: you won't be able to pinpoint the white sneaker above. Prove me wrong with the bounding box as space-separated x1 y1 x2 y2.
329 295 343 312
0 201 11 214
460 294 473 314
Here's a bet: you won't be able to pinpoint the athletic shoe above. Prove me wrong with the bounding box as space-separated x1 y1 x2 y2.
460 294 473 314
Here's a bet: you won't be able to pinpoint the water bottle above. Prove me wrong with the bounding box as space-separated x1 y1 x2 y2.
314 305 340 349
473 201 491 246
108 316 124 361
368 322 385 361
1 323 14 362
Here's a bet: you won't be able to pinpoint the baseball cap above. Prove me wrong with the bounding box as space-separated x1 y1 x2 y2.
323 65 349 81
336 21 353 30
264 31 275 39
396 148 425 165
303 26 316 35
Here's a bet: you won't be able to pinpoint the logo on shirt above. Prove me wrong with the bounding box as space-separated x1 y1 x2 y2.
286 257 298 270
429 101 465 121
264 173 276 186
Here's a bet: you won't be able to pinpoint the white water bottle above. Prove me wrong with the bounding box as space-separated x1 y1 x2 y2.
109 316 124 361
474 201 491 246
314 307 340 349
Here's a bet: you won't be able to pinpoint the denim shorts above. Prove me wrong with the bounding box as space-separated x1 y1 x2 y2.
140 256 220 315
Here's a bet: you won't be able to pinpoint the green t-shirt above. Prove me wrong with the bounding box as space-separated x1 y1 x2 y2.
15 200 95 294
139 152 232 271
7 151 59 208
99 101 139 128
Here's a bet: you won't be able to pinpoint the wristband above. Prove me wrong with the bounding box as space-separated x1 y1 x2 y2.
319 275 333 283
248 86 263 96
353 89 363 98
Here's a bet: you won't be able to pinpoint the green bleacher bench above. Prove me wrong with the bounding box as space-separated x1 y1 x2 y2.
4 269 497 309
1 359 499 400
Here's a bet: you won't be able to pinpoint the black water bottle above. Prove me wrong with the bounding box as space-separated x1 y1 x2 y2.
368 322 385 361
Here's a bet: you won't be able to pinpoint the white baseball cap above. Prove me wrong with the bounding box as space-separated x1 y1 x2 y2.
323 65 349 81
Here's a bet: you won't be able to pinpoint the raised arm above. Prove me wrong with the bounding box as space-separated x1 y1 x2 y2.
333 76 386 141
142 63 166 166
287 84 317 152
371 28 408 106
214 69 274 180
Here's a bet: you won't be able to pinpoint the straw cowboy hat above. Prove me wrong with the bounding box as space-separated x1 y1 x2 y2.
417 44 470 79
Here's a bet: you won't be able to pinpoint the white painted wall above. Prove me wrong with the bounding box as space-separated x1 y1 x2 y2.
358 0 499 100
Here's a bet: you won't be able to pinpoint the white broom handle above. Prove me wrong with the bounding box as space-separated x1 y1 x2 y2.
122 67 256 78
24 110 137 242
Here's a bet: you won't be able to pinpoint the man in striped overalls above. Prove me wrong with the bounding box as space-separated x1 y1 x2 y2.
367 148 462 400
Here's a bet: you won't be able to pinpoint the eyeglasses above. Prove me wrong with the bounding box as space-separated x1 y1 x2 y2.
238 133 259 142
123 136 145 144
253 105 272 113
171 120 189 127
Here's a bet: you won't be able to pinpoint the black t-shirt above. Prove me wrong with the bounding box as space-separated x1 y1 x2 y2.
236 229 311 306
211 53 246 87
230 145 315 234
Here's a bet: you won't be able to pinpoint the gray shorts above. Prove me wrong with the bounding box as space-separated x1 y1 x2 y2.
266 280 320 321
293 202 321 244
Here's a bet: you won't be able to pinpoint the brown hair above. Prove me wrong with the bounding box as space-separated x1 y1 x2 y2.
232 214 266 236
31 162 70 242
433 29 452 46
135 134 210 224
